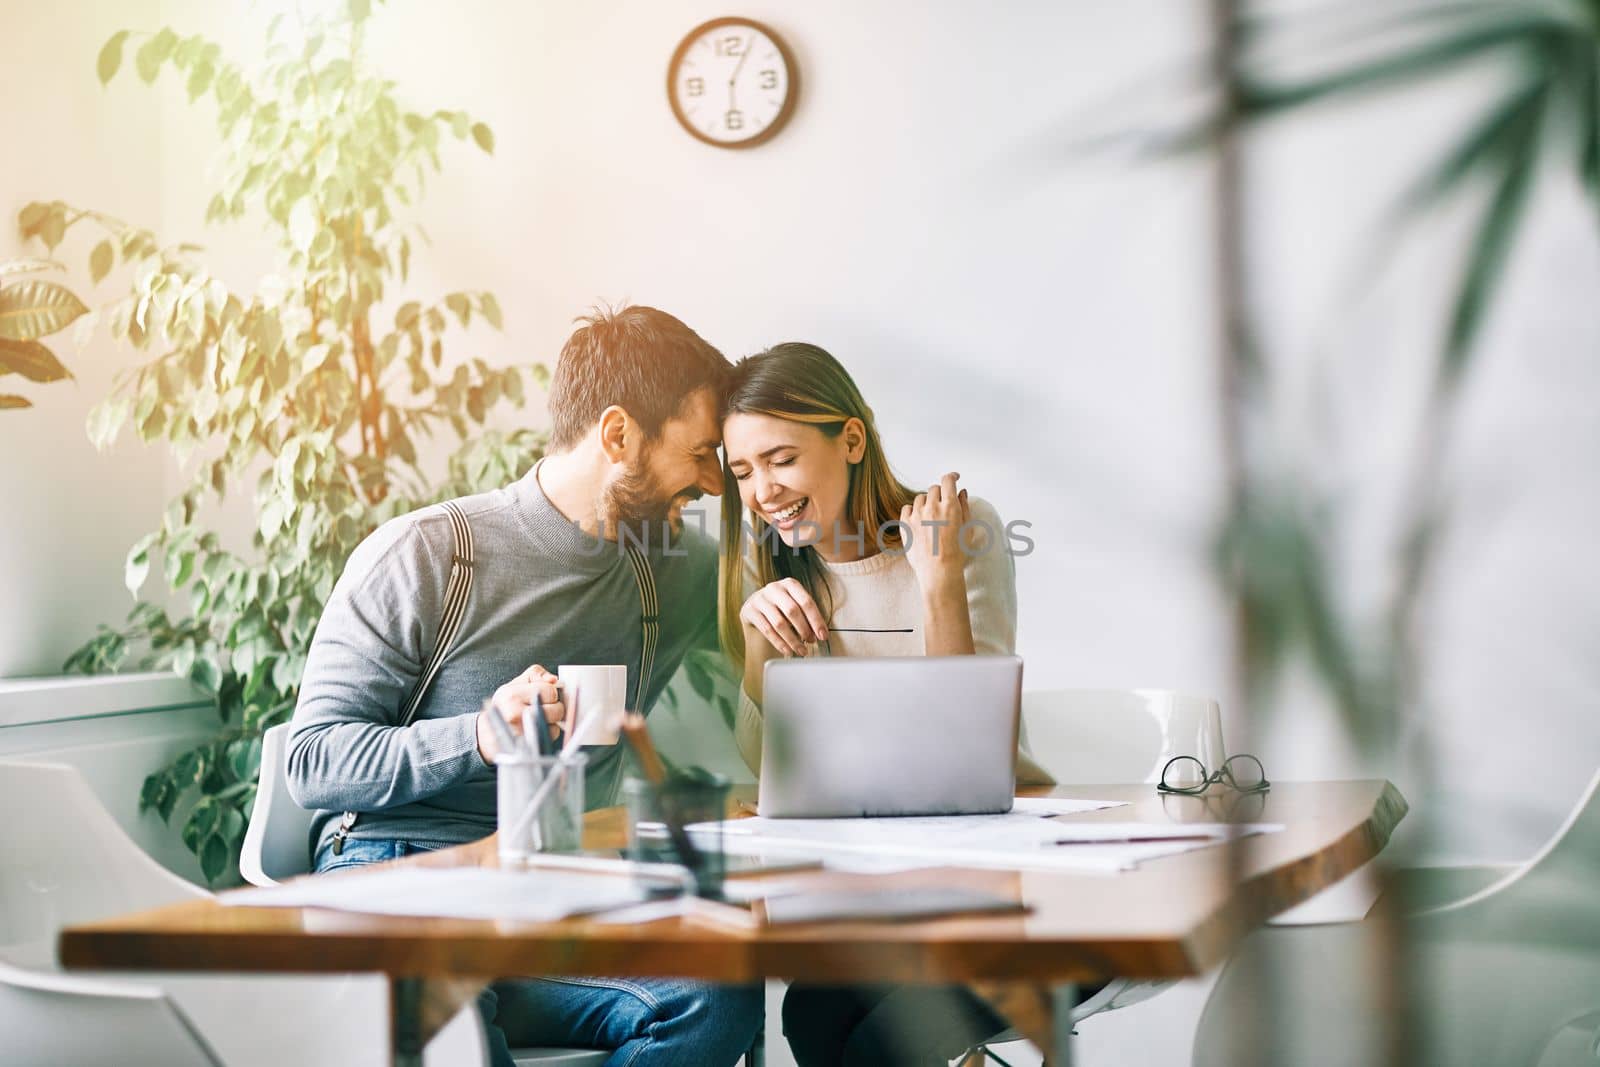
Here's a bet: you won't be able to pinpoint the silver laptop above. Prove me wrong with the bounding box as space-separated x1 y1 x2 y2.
757 655 1023 818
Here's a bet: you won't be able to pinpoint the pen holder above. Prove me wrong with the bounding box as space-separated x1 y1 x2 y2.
497 752 586 864
623 770 729 898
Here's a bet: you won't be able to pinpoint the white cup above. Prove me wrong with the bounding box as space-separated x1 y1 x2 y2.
558 664 627 746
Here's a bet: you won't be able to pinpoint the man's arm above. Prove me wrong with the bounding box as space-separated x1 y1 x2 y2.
286 517 486 812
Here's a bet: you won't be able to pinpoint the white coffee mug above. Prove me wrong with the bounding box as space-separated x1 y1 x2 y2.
558 664 627 746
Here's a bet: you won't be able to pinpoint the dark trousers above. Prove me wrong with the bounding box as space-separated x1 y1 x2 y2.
781 983 1010 1067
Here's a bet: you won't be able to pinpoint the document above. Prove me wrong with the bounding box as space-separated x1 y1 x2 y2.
692 803 1284 875
1037 821 1281 844
763 887 1028 925
1008 796 1130 816
222 866 653 922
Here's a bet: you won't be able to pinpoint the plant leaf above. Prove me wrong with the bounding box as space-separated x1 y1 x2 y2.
200 833 229 883
471 122 494 154
191 655 222 693
1439 80 1546 389
0 280 90 341
1237 15 1561 119
90 240 115 284
125 534 155 595
86 393 130 449
0 394 32 410
1394 69 1553 216
0 338 72 382
135 27 177 85
187 60 214 102
98 30 129 85
480 292 503 329
0 257 64 277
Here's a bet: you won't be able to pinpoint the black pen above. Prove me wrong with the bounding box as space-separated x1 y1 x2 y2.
531 692 554 757
1045 834 1219 846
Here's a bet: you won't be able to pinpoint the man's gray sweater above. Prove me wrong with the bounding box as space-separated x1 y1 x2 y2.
287 463 719 854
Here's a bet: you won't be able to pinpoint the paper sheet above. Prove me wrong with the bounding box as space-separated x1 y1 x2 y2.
690 800 1284 875
1008 796 1130 816
222 866 652 922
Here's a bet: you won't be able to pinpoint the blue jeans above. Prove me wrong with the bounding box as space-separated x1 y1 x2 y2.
315 838 763 1067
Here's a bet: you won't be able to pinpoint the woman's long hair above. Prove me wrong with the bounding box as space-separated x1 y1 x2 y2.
717 343 918 669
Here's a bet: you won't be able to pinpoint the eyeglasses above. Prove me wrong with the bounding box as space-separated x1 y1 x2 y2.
1157 753 1270 796
1160 785 1266 825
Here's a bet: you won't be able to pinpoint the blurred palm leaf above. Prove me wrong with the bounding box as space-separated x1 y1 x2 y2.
1231 0 1594 386
1217 487 1399 749
1192 0 1596 746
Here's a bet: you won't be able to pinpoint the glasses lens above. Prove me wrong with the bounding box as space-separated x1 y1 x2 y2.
1223 754 1267 791
1162 756 1208 791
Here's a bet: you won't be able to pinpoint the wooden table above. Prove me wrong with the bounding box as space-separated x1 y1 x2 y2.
60 781 1405 1065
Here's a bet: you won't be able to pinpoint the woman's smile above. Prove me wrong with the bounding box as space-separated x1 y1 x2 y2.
766 496 810 530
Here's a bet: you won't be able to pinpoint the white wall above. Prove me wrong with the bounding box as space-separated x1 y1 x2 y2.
0 0 171 679
4 0 1596 874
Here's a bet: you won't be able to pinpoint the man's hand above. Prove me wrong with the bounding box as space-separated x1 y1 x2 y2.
476 664 565 763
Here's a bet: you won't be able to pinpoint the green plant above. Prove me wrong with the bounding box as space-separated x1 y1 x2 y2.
1226 0 1600 740
0 256 89 409
50 1 545 882
657 648 740 732
1082 0 1600 752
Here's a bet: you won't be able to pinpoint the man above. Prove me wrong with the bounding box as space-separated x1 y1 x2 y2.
287 305 762 1066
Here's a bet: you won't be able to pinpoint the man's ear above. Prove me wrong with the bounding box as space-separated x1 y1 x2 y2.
598 405 631 462
843 417 867 464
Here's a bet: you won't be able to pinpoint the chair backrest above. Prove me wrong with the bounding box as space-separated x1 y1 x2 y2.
0 761 205 953
1503 766 1600 886
1196 912 1600 1066
1019 689 1225 785
240 723 316 886
0 959 221 1066
1419 766 1600 926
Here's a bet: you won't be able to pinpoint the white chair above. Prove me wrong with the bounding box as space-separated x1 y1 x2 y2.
0 958 222 1066
0 758 404 1067
1194 768 1600 1066
1018 688 1226 786
246 724 610 1067
239 722 323 887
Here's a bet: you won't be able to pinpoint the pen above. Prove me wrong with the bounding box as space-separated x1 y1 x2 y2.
483 699 524 760
530 692 554 757
827 627 914 633
1046 834 1220 846
504 704 615 846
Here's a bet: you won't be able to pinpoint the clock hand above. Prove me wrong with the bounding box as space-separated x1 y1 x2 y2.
728 34 752 109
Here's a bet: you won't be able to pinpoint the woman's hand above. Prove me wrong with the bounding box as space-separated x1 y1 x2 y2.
741 577 827 658
902 472 971 593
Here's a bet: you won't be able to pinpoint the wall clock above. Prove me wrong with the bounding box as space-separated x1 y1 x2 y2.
667 17 798 149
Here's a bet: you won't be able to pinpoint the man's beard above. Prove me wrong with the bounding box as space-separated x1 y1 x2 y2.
602 457 701 542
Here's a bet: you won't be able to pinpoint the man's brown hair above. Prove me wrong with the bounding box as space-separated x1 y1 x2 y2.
546 305 730 451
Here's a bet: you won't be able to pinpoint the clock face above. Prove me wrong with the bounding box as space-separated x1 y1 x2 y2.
668 17 797 149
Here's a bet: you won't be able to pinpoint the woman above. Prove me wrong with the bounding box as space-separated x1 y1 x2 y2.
718 342 1049 1067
